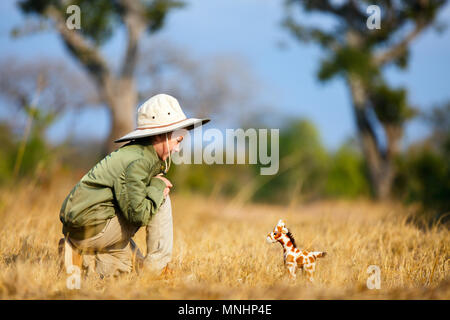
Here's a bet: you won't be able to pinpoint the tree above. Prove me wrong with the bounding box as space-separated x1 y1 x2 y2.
0 56 97 178
17 0 184 153
394 102 450 218
283 0 447 199
0 56 97 124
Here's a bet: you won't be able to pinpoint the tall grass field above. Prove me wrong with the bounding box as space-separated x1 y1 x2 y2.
0 178 448 299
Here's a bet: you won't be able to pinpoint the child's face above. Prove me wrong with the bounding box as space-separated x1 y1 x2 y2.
168 133 184 154
153 130 187 161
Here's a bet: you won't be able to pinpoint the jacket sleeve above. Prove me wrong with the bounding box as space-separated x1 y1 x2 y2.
118 158 166 226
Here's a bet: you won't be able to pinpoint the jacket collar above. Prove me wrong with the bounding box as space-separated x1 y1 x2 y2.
143 143 166 173
124 140 166 173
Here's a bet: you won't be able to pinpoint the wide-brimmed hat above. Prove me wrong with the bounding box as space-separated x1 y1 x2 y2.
115 94 210 143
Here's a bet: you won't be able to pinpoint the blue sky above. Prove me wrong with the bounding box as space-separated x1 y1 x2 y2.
1 0 450 149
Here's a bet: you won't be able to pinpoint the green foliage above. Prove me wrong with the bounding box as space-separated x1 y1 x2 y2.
393 50 410 70
394 147 450 215
283 0 448 199
145 0 185 32
370 83 416 125
0 121 53 183
165 116 447 212
3 112 447 216
252 120 367 203
280 119 325 156
394 103 450 218
18 0 185 45
0 123 17 184
318 47 379 83
72 0 117 45
285 0 448 82
20 132 51 176
325 143 370 198
426 101 450 153
282 16 337 49
279 120 328 198
19 0 60 15
165 119 369 203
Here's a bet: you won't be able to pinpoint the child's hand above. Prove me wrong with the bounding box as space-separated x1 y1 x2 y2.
154 174 173 197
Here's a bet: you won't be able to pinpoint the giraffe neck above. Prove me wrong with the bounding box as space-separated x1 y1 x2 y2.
278 234 296 254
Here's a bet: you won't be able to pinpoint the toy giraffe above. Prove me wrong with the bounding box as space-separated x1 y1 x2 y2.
266 219 326 281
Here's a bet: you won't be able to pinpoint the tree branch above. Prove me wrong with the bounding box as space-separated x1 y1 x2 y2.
119 0 146 79
283 16 342 51
299 0 366 28
44 6 111 88
373 21 427 67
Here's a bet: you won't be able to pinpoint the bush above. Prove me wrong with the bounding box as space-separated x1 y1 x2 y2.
394 145 450 218
0 121 54 184
325 142 370 198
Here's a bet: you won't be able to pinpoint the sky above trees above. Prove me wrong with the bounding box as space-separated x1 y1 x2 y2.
1 0 449 149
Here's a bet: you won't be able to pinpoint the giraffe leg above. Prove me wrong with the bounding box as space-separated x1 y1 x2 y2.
304 263 315 282
286 263 297 280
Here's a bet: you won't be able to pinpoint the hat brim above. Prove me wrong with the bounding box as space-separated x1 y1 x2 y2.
114 118 210 143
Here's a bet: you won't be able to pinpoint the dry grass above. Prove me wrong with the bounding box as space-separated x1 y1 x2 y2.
0 178 448 299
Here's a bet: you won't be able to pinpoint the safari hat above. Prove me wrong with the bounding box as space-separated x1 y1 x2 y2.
115 94 210 143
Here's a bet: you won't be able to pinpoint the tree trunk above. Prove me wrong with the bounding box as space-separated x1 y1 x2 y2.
44 1 145 156
103 78 138 154
348 75 393 200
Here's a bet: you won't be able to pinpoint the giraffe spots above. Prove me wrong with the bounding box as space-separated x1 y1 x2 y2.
267 219 326 283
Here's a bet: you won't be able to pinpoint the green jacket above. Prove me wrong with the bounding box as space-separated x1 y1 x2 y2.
60 141 167 232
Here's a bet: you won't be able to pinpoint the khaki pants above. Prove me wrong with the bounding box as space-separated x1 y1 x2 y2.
67 195 173 277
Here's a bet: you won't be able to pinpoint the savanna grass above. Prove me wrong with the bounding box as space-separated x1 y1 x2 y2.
0 178 448 299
